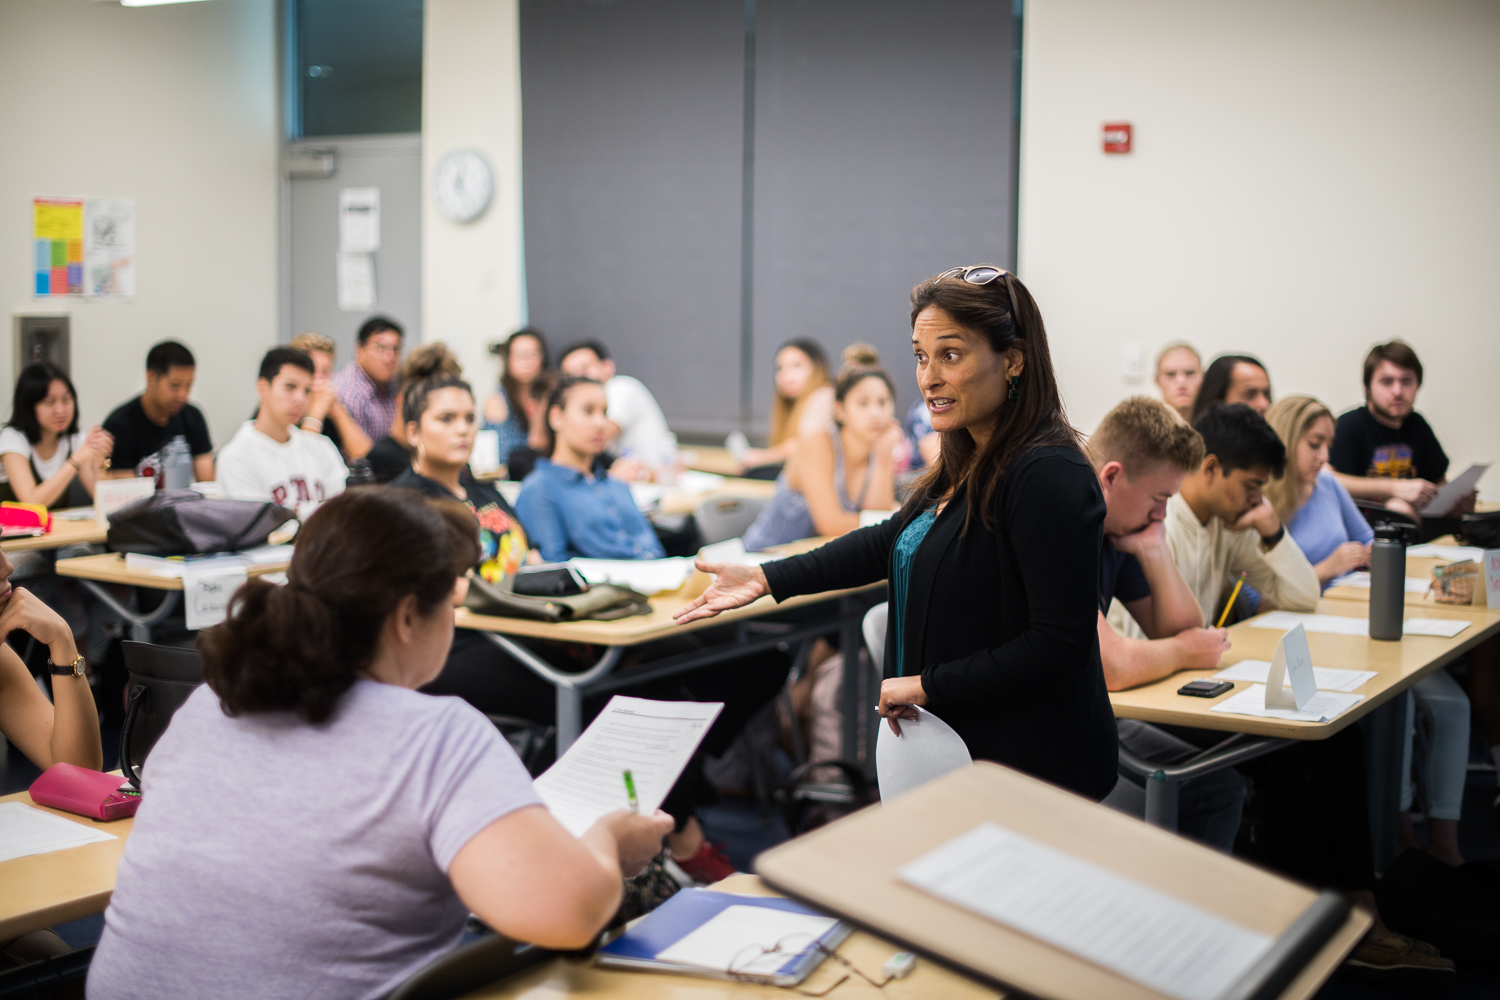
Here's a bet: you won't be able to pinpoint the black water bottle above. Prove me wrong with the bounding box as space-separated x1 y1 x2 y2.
345 458 374 489
1369 523 1407 641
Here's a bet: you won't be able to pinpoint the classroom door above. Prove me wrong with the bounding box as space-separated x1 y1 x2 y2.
284 133 422 362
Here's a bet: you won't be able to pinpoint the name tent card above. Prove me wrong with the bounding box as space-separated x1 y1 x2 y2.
1486 550 1500 611
1264 623 1315 711
183 563 248 630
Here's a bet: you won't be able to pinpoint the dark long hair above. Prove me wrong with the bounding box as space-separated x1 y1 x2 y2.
1192 354 1266 422
907 268 1081 532
542 374 603 458
8 362 79 445
201 488 477 724
499 328 550 434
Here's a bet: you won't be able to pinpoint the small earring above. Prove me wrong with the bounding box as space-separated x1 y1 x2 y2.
1007 375 1020 401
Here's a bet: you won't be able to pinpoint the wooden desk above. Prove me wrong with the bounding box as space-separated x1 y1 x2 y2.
656 478 777 517
461 873 998 1000
1 512 107 553
0 790 133 941
1110 598 1500 740
54 553 290 642
1325 552 1500 611
755 763 1367 1000
682 445 744 478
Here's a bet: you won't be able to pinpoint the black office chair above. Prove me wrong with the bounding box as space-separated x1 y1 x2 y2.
386 935 552 1000
120 641 204 788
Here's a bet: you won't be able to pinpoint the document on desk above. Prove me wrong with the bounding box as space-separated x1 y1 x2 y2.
0 802 117 864
569 557 696 595
1330 571 1433 594
534 696 722 836
1215 659 1377 693
1249 611 1469 638
1211 684 1365 723
1408 543 1484 562
697 537 777 567
876 706 971 802
898 822 1273 1000
1421 462 1490 518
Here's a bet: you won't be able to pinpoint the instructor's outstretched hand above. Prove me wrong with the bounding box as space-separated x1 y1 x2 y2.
673 560 771 625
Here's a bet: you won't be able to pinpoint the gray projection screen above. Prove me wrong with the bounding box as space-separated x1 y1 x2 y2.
520 0 1017 441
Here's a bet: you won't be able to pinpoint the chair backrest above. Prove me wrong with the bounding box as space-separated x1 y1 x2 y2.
862 602 889 675
120 641 204 787
387 935 551 1000
693 494 768 545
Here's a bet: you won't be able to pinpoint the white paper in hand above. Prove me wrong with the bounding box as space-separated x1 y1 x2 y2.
876 706 971 803
1264 624 1315 711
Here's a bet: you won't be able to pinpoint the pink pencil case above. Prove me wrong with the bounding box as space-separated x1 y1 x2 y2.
30 763 141 821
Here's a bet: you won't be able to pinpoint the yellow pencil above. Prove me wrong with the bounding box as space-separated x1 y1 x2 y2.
1216 572 1247 629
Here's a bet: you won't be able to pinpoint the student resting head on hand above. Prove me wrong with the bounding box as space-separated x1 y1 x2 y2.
742 343 903 551
87 488 670 1000
737 339 834 471
484 327 551 463
514 375 665 563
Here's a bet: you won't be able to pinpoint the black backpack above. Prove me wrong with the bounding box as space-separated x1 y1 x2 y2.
119 641 204 788
107 490 295 555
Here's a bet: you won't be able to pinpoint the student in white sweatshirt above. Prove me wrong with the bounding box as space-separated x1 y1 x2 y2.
218 348 349 518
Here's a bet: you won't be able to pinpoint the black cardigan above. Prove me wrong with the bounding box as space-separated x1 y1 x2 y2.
762 445 1118 801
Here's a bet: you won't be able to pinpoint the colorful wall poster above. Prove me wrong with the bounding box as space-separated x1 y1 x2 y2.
85 198 136 298
33 197 84 296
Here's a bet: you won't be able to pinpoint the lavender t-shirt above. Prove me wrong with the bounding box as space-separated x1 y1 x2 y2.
88 680 542 1000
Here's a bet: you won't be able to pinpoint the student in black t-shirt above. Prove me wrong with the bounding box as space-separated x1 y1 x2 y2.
1329 340 1471 522
103 340 214 484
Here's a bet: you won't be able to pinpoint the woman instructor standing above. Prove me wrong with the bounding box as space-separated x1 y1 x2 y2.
677 266 1116 799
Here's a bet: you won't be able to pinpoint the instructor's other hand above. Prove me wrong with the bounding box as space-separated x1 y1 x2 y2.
877 676 926 736
673 561 770 625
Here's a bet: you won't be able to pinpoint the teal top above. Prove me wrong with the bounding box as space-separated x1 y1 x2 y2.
891 509 938 677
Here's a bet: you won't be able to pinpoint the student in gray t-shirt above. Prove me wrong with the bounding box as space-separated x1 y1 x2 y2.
88 489 670 1000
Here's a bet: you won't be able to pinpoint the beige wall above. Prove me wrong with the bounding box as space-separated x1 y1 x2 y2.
1019 0 1500 496
421 0 527 397
0 0 278 446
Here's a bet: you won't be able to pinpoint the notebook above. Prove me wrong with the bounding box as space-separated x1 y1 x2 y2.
597 889 849 985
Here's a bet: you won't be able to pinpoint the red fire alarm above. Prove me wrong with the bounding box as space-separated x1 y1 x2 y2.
1103 122 1132 154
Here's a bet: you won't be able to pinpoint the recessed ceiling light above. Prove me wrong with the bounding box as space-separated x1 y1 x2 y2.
119 0 215 7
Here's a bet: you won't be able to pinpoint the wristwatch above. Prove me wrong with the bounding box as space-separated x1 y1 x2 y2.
50 653 86 678
1260 525 1286 550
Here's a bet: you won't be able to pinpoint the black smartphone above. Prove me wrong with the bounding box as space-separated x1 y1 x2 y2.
1177 679 1234 698
513 564 589 597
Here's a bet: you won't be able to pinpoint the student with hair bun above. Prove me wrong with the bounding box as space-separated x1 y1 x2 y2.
89 488 671 1000
364 343 465 483
742 343 901 551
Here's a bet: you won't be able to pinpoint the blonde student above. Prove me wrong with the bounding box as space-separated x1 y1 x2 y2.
742 344 901 551
88 489 671 1000
738 339 834 470
1153 342 1202 423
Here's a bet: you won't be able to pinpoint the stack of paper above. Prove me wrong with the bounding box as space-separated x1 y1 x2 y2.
898 823 1274 1000
1214 659 1376 692
570 557 696 595
1211 685 1365 723
0 802 117 863
1420 462 1490 518
1249 611 1469 638
1408 543 1483 562
1329 571 1432 595
876 706 972 802
697 537 777 567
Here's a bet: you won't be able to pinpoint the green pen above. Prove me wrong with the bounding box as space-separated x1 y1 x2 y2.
623 769 639 813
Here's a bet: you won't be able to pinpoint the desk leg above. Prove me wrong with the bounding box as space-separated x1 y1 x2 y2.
1119 734 1290 833
1364 691 1409 874
77 581 181 643
476 632 625 754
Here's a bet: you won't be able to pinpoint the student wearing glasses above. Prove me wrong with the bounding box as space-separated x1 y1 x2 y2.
332 315 404 445
679 265 1118 801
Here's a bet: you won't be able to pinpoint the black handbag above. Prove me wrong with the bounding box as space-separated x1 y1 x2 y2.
1456 511 1500 550
119 641 204 788
106 490 296 555
462 569 651 622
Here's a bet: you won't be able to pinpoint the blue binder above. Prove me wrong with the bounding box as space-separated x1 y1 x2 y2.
596 888 851 985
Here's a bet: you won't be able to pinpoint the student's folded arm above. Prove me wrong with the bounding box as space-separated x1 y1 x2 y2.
193 453 214 483
1 452 67 508
1330 471 1393 502
1239 530 1321 613
330 405 373 459
921 457 1103 706
1097 612 1174 691
513 490 571 564
760 514 902 602
796 433 860 538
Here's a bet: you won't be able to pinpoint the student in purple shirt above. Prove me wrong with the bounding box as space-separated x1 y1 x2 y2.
89 489 670 1000
331 315 404 444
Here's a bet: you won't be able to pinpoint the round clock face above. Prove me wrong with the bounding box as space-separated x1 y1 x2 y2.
433 149 494 223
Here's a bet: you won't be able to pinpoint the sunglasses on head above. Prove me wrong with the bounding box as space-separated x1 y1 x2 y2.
936 264 1008 286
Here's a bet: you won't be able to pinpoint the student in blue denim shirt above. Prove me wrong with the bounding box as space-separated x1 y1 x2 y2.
515 376 665 564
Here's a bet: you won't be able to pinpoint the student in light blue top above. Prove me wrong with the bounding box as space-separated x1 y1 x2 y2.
1268 395 1468 869
515 375 665 563
484 328 550 466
